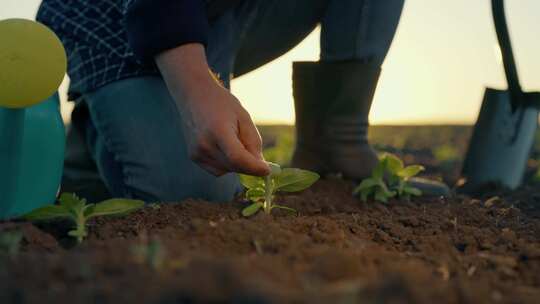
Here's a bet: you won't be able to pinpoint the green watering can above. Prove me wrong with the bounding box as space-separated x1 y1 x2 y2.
0 19 67 219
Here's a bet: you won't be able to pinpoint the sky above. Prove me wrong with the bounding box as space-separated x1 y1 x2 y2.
2 0 540 125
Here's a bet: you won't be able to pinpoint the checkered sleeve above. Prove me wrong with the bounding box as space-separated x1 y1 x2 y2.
122 0 135 10
124 0 211 61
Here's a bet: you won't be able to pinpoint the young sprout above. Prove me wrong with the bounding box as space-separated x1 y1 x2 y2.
353 153 424 203
240 162 319 217
0 230 23 258
24 193 144 243
131 232 166 271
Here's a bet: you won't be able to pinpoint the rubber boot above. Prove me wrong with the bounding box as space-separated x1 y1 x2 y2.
291 61 450 197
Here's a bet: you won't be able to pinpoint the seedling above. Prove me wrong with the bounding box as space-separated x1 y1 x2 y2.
24 193 144 243
353 153 424 203
240 162 319 217
131 232 166 271
0 230 23 258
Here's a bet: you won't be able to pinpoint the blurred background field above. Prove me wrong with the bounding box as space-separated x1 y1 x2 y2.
258 125 540 187
4 0 540 125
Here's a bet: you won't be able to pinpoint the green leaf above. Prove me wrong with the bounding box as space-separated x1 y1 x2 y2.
387 174 401 189
24 205 73 221
58 193 86 209
379 181 396 198
372 158 387 180
246 188 265 202
58 193 87 218
239 174 265 189
82 203 95 215
242 202 263 217
271 205 298 215
267 162 282 176
402 186 422 196
374 188 389 203
398 165 424 179
86 199 144 218
274 168 320 192
353 177 379 195
390 179 404 196
360 187 374 202
385 154 404 174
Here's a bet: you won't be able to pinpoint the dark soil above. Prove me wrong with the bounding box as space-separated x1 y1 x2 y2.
1 126 540 304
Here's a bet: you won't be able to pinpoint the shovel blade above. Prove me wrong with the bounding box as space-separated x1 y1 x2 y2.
462 88 538 191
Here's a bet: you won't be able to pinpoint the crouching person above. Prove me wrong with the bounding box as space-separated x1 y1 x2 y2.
37 0 447 203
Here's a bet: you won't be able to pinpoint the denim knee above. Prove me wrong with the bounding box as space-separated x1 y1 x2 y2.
320 0 404 65
82 76 242 204
86 125 242 203
89 128 242 204
124 163 242 203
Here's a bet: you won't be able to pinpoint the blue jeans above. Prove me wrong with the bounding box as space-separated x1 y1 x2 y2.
66 0 404 202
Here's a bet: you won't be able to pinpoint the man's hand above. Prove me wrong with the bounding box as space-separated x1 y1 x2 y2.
156 43 270 177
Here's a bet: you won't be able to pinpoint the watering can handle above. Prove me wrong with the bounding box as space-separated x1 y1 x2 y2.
492 0 524 108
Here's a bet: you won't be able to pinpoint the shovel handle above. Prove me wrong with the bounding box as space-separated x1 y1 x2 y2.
492 0 523 108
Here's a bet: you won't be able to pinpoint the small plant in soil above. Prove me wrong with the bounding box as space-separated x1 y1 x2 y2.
0 230 23 258
240 162 319 217
131 232 166 271
24 193 144 243
353 153 424 203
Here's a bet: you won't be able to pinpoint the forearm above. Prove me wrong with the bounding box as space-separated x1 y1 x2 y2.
154 43 268 176
155 43 218 106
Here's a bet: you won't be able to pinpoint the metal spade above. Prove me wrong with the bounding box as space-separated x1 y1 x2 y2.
461 0 540 191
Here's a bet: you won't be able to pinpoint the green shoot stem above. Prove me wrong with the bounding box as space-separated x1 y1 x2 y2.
75 211 86 243
264 175 273 214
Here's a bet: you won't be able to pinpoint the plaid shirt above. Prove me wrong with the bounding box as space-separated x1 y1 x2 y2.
37 0 234 99
37 0 155 99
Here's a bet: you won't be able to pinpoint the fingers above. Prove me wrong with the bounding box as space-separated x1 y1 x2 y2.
217 127 270 176
198 156 228 176
189 140 228 176
238 110 264 160
186 102 269 176
188 128 268 177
